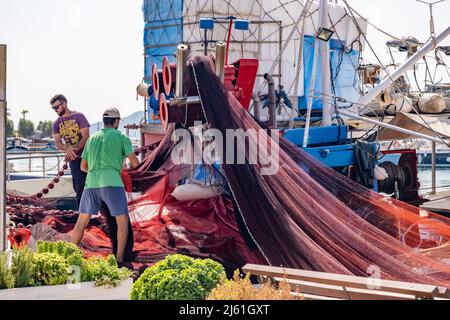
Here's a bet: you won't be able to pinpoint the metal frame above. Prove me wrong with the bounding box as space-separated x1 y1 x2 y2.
1 44 6 251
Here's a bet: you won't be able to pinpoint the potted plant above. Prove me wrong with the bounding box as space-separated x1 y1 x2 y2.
0 241 133 300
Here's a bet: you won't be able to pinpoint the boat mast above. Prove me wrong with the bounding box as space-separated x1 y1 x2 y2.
0 44 6 251
303 0 332 147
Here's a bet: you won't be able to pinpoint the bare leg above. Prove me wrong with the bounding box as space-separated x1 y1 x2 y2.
71 213 91 245
115 215 129 262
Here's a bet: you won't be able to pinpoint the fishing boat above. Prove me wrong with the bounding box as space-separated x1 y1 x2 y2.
417 147 450 167
136 0 450 209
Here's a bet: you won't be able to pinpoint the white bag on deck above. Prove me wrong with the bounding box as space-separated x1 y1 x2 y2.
171 183 221 201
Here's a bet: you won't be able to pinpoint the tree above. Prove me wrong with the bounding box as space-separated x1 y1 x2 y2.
6 108 14 137
21 109 29 120
37 120 53 137
18 119 34 138
6 118 14 137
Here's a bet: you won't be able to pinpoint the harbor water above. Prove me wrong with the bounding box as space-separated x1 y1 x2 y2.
417 168 450 194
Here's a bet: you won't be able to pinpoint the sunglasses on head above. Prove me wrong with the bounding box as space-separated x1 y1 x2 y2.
52 102 64 110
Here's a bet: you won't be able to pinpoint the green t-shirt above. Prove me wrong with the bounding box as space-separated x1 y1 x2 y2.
82 128 133 189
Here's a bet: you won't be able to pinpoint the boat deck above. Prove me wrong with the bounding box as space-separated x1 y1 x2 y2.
421 190 450 215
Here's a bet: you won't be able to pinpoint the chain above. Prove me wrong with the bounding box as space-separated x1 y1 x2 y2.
32 142 159 199
415 0 446 44
429 3 436 39
34 159 69 199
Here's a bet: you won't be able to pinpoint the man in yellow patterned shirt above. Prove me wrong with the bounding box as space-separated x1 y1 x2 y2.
51 94 90 209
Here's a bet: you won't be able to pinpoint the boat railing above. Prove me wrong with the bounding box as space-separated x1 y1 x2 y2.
6 151 66 181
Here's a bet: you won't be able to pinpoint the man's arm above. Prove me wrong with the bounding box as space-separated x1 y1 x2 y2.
53 133 66 151
53 133 77 161
76 127 90 150
127 152 139 169
80 159 88 173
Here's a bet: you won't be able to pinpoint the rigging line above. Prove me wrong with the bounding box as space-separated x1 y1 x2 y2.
289 45 316 100
423 56 435 84
290 2 312 99
344 2 426 47
327 14 361 75
414 0 446 4
257 0 314 93
289 0 314 97
388 46 397 69
342 0 450 148
328 17 364 93
413 64 424 93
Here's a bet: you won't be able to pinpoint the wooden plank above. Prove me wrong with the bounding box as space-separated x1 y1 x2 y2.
301 293 342 300
275 278 415 300
243 264 449 299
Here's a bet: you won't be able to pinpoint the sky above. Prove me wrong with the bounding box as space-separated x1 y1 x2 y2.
0 0 449 127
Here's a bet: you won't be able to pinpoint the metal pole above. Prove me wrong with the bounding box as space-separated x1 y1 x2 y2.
204 29 208 56
6 160 10 182
431 141 436 195
303 0 329 147
42 157 46 177
175 44 188 99
144 97 147 124
358 26 450 107
252 91 261 121
264 73 276 128
0 44 7 251
215 41 226 83
339 108 447 144
225 19 233 65
278 22 282 87
303 38 320 147
319 0 332 126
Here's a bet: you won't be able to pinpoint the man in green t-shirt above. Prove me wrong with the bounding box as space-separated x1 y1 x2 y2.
71 107 139 263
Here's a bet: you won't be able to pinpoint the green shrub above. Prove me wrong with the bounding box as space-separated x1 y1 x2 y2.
36 240 83 267
0 252 14 289
1 242 131 289
33 252 69 286
130 254 226 300
11 247 35 288
81 255 132 288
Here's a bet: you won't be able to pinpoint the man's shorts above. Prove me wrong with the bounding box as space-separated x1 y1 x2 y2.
79 187 128 216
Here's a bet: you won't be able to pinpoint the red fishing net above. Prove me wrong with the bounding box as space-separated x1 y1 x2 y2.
6 55 450 288
184 55 450 287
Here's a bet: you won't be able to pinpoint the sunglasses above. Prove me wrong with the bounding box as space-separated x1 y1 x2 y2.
52 102 64 110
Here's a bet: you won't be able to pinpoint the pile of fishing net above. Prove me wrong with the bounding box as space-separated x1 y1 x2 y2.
7 55 450 288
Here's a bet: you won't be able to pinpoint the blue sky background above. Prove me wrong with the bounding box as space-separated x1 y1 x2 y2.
0 0 449 127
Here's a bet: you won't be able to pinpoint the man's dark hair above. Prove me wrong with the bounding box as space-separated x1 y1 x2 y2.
50 94 67 105
103 117 118 127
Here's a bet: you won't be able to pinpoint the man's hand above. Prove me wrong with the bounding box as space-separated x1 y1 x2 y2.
127 152 139 170
65 145 79 161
